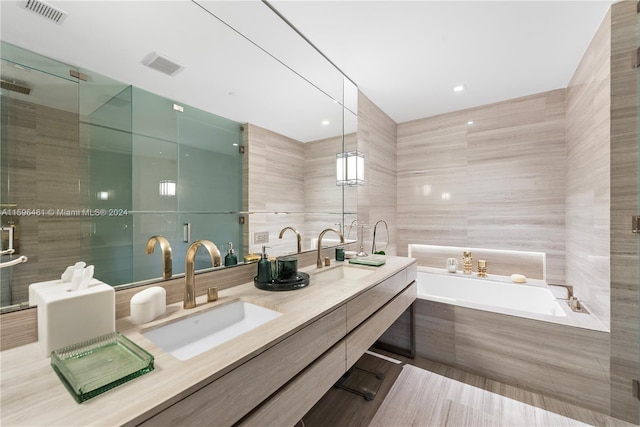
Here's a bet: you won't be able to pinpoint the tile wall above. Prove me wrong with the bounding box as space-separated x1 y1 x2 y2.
244 123 347 256
609 1 639 423
566 6 611 330
1 98 84 305
396 90 567 284
244 123 306 256
356 93 398 255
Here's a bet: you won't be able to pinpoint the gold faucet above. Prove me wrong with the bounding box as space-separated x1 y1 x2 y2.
184 240 221 309
371 220 389 254
145 235 173 280
316 228 344 268
279 226 302 254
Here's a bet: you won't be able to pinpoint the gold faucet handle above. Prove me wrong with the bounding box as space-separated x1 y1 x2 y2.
207 287 218 302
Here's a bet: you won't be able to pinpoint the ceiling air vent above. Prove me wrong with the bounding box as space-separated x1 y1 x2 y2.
142 52 185 76
21 0 68 25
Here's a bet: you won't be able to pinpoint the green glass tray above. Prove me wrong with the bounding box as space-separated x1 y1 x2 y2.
51 332 154 403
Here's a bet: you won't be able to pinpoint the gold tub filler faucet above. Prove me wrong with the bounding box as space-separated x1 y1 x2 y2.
462 251 473 274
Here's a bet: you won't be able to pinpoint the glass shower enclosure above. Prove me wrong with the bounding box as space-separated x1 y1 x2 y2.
0 42 244 310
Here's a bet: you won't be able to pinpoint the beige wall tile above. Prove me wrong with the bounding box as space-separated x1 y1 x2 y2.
609 2 639 423
566 7 611 329
397 90 567 284
357 93 398 255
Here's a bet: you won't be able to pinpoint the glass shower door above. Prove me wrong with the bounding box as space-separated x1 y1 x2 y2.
0 43 80 309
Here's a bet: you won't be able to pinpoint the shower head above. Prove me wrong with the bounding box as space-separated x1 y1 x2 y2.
1 80 31 95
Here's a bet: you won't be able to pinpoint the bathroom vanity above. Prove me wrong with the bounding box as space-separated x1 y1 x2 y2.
0 256 416 427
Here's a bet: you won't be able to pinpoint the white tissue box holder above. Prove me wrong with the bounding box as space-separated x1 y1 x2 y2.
34 280 115 356
29 278 102 306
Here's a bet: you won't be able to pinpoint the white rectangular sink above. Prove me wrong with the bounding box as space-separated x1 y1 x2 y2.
314 265 375 282
142 301 281 361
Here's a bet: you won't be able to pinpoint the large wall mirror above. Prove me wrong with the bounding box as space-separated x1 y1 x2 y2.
0 1 358 312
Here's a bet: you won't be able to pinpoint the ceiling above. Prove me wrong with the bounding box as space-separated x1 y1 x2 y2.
270 0 616 123
0 0 617 133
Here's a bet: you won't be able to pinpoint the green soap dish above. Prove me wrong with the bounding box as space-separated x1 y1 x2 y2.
51 332 154 403
349 257 386 267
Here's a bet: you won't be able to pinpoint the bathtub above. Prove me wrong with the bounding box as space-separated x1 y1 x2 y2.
416 267 567 319
377 265 610 413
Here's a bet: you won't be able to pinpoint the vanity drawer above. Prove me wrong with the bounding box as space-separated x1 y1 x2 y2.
238 341 346 427
346 267 408 332
139 305 346 427
346 281 416 368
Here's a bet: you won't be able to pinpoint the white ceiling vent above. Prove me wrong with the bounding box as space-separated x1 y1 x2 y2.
21 0 67 25
142 52 185 76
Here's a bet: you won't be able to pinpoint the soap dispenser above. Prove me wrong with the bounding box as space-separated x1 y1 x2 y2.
256 245 272 284
224 242 238 266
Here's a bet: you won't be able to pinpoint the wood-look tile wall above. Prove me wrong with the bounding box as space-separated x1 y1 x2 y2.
303 133 354 240
356 92 398 255
244 123 347 256
609 1 639 424
396 90 567 284
566 7 611 330
244 123 305 256
1 97 84 306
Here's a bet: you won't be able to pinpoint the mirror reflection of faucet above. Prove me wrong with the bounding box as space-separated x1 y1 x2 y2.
278 226 301 254
372 220 389 255
346 221 369 257
316 228 345 268
145 235 173 280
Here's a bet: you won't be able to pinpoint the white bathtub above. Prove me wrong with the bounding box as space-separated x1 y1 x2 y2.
417 268 567 318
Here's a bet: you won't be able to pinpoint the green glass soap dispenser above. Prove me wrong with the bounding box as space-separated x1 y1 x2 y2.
224 242 238 266
256 245 272 284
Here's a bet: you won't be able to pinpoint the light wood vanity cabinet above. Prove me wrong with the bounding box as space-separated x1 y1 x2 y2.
238 266 417 427
139 306 347 427
139 263 417 427
345 281 416 367
239 342 348 427
0 258 417 427
346 268 408 332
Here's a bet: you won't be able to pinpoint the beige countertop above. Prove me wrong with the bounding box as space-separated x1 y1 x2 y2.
1 256 416 427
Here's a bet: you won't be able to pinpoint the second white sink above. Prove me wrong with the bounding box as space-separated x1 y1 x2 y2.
313 265 375 282
142 301 281 360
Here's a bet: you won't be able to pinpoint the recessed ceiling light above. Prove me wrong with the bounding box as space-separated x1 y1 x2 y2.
453 84 466 93
322 120 330 126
